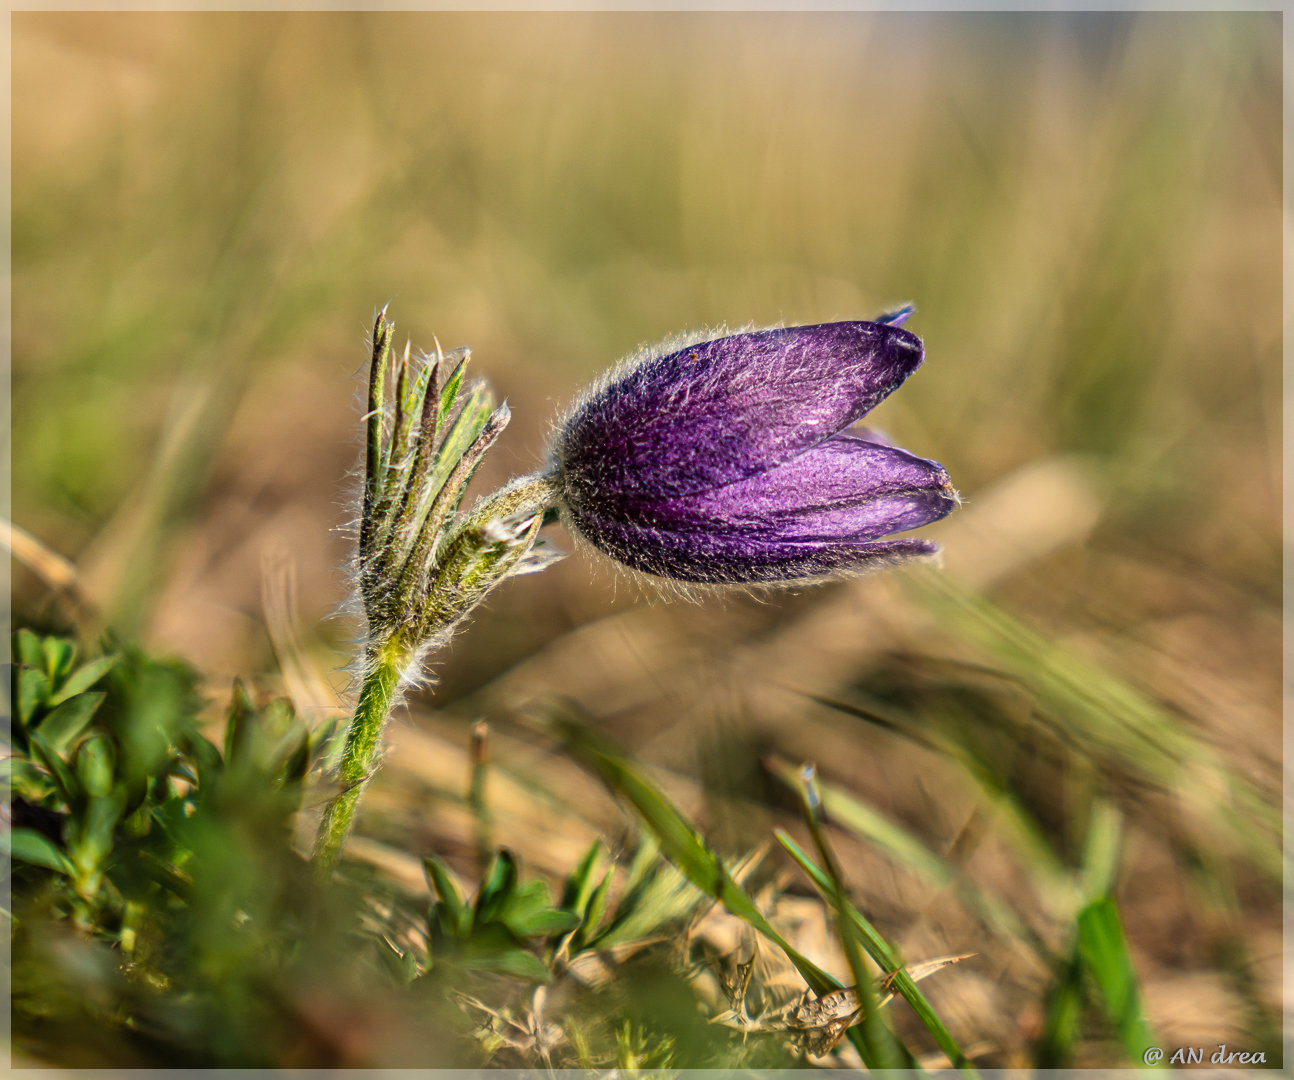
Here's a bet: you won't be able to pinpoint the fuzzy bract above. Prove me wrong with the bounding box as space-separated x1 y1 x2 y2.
549 315 958 584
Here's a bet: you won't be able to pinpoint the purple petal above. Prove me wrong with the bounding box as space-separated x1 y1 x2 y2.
554 321 924 510
561 435 956 584
621 435 956 539
566 506 941 584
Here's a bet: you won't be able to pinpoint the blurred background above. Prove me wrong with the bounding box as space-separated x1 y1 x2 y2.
12 10 1281 1067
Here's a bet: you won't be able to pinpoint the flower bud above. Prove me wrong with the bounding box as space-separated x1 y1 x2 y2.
356 309 553 657
548 312 958 584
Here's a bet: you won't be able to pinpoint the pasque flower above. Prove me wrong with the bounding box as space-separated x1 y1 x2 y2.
318 305 958 876
548 309 958 584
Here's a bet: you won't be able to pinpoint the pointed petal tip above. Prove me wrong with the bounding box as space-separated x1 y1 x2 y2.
876 303 916 328
896 537 940 558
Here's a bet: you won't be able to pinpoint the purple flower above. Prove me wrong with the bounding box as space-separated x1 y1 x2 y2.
548 312 959 584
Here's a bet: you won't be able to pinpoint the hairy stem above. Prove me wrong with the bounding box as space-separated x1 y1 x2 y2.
314 472 559 878
313 636 408 876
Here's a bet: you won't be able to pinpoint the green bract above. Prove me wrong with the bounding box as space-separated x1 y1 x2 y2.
314 309 560 872
357 307 555 651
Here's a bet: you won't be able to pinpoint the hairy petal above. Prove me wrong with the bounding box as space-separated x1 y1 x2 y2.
554 322 925 510
564 506 942 585
615 435 957 540
562 436 956 584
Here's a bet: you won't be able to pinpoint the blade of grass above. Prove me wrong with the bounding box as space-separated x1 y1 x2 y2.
775 827 979 1075
1075 801 1158 1065
813 692 1080 916
549 706 839 996
1035 934 1085 1068
767 754 1038 951
906 570 1279 883
1077 896 1158 1065
795 763 909 1070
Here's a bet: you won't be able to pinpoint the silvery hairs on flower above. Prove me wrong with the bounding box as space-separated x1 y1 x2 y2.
352 307 561 681
317 305 954 873
546 306 959 587
315 309 565 873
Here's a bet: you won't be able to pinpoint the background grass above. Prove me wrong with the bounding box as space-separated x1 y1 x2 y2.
10 10 1281 1069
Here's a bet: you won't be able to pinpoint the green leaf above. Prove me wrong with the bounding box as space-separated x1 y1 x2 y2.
424 855 469 937
42 637 77 685
589 836 698 950
508 906 582 938
16 666 51 726
474 848 519 926
1078 799 1123 902
4 757 54 801
260 696 297 735
460 923 551 982
5 827 73 875
397 383 496 577
561 838 604 916
218 686 309 785
186 734 224 789
135 848 194 899
579 868 615 948
379 345 421 510
401 357 433 425
427 382 492 496
72 789 128 870
27 730 79 806
1078 896 1157 1064
15 628 45 668
310 716 342 760
75 734 116 798
500 879 582 938
224 678 256 764
437 356 467 424
281 728 311 783
103 649 205 788
464 947 552 982
39 692 105 753
47 654 119 708
365 311 393 466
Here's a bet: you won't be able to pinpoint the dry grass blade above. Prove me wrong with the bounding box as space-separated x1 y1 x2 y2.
2 518 98 629
260 544 342 725
878 952 977 1008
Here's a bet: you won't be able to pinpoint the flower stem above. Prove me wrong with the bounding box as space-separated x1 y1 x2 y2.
313 635 408 875
312 472 559 879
